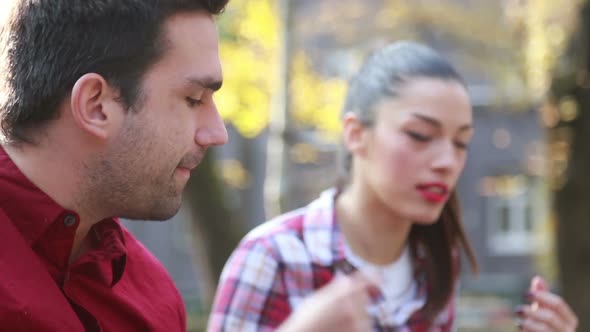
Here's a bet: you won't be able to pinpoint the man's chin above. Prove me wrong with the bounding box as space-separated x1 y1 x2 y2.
152 204 183 221
122 200 183 222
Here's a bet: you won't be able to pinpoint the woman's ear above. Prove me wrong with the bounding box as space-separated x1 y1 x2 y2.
342 112 368 157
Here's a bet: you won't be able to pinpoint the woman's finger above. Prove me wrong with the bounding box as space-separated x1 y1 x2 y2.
529 291 578 330
516 304 566 332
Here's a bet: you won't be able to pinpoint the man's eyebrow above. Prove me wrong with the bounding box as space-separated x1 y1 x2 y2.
185 76 223 92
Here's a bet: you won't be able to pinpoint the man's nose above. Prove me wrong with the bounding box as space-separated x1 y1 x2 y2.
195 104 228 147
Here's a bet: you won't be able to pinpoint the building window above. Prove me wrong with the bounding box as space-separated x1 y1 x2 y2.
481 175 545 255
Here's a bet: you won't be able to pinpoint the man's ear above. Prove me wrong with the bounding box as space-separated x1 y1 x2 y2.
342 112 369 157
70 73 123 140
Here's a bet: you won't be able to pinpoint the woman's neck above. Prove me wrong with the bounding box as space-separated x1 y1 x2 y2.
335 182 413 266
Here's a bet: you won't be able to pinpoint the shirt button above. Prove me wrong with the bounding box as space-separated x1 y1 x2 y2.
64 214 77 227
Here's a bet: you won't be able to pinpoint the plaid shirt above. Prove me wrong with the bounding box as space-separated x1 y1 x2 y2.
208 189 455 332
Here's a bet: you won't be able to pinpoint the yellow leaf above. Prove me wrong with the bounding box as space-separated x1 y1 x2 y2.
216 0 279 138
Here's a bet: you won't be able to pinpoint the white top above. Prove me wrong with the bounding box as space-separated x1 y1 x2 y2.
344 242 426 326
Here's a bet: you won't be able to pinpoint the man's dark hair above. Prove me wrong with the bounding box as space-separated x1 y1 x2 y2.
0 0 229 144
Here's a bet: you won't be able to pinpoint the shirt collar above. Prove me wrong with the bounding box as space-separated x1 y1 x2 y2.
88 218 128 286
0 145 65 245
0 145 127 287
302 188 347 266
302 188 428 277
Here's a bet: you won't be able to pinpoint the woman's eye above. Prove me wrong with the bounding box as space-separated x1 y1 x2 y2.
454 141 469 150
186 97 203 108
406 131 431 142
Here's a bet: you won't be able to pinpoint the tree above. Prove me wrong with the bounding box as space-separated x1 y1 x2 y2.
545 0 590 327
185 151 245 302
183 0 281 299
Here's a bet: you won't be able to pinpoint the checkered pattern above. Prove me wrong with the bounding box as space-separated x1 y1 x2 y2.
208 190 455 332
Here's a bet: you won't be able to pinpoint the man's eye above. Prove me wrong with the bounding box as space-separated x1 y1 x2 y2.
406 131 431 142
186 97 203 108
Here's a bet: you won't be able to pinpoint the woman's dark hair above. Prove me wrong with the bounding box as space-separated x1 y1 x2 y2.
341 41 478 322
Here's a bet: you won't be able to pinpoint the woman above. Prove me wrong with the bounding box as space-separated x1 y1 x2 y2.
207 41 577 332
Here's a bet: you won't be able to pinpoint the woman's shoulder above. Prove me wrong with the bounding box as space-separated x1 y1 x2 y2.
232 207 312 262
244 208 308 242
244 190 338 247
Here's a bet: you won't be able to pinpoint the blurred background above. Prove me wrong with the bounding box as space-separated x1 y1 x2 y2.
122 0 590 330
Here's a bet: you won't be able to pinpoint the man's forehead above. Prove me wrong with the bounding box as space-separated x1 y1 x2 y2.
153 11 222 83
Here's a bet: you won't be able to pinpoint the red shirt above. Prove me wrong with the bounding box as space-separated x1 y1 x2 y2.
0 147 186 332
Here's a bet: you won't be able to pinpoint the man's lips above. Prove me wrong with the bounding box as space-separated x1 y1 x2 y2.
175 167 192 177
416 182 449 203
178 152 204 172
176 157 202 178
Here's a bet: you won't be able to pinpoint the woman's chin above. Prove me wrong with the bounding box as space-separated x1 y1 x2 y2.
410 211 442 225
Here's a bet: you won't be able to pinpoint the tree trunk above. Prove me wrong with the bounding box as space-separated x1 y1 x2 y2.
550 1 590 328
265 0 296 216
184 150 246 298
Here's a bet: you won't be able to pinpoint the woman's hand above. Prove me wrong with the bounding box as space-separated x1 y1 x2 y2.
516 276 578 332
278 271 379 332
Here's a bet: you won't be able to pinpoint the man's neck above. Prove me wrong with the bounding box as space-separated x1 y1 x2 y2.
4 142 101 263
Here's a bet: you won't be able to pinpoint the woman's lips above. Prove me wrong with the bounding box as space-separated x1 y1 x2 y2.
416 182 449 203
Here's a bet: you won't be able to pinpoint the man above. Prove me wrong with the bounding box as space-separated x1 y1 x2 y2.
0 1 376 331
0 1 228 331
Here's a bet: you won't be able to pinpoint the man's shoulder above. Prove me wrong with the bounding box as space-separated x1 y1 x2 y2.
0 208 9 224
0 209 87 332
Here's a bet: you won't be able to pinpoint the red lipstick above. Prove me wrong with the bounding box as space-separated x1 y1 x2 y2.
416 182 449 203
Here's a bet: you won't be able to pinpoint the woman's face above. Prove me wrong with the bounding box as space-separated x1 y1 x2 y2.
350 77 473 224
